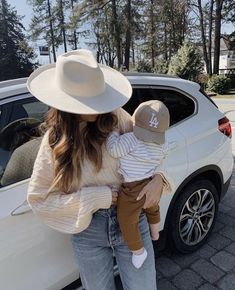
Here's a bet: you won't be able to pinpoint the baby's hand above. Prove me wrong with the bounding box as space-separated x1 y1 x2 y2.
112 191 118 206
150 223 160 241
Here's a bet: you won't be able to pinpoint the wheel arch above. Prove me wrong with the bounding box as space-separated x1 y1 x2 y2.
163 165 223 233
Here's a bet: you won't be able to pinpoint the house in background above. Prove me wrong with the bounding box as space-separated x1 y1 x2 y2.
214 34 235 75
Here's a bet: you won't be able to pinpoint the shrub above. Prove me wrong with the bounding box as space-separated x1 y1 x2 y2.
136 60 153 73
168 41 203 81
154 59 169 74
207 75 231 94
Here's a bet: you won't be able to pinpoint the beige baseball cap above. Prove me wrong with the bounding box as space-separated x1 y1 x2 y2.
133 100 170 144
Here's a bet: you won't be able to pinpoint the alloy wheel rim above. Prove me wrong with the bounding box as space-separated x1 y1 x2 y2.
179 188 215 246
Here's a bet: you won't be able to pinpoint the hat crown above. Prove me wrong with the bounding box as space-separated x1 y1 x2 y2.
55 49 105 97
134 100 170 133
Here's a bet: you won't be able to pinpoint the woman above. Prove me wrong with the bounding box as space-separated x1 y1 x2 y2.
27 49 170 290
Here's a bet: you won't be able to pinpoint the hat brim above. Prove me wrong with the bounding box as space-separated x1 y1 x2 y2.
27 63 132 114
133 125 165 144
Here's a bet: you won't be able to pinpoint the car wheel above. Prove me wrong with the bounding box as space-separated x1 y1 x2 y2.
170 179 219 253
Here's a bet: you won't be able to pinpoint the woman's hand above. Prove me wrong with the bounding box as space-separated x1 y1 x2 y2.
112 191 118 206
137 174 164 209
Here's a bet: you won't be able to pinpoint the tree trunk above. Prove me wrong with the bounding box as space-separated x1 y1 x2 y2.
47 0 56 62
197 0 209 74
111 0 122 68
150 0 155 68
208 0 214 75
58 0 67 52
163 21 168 61
213 0 224 74
124 0 131 70
132 40 135 67
170 0 176 50
1 0 9 52
71 0 77 50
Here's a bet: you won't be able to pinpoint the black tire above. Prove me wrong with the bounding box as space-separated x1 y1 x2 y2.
170 179 219 254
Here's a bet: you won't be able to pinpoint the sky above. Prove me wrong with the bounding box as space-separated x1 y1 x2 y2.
8 0 235 64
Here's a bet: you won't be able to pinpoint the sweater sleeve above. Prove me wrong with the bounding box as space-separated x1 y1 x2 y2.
27 131 112 234
106 131 138 158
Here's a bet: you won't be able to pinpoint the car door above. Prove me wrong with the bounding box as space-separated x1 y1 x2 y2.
123 86 191 230
0 95 79 290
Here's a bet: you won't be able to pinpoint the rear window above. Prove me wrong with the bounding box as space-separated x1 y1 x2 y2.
123 87 195 126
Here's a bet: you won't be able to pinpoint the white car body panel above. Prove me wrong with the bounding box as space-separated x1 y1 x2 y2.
158 126 188 231
176 89 233 183
0 180 79 290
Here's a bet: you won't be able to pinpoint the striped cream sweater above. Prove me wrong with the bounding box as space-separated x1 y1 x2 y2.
27 108 172 234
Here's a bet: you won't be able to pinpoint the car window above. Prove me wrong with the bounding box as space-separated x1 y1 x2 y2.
123 87 195 126
9 97 49 124
0 97 48 187
0 105 2 130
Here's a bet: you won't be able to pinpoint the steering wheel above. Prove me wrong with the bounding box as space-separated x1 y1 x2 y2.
0 118 41 151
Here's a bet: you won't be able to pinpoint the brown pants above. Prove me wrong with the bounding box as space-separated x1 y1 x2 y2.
117 177 160 251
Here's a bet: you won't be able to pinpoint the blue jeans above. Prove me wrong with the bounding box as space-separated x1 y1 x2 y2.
71 206 157 290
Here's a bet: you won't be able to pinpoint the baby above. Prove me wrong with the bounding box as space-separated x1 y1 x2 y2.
106 100 170 269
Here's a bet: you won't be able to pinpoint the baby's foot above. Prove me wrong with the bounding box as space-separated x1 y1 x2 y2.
132 248 147 269
150 223 160 241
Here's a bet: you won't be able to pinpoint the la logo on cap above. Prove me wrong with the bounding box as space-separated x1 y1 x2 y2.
149 112 159 128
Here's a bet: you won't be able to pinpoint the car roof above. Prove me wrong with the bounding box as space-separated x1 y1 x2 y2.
0 73 200 101
0 78 28 100
124 72 200 91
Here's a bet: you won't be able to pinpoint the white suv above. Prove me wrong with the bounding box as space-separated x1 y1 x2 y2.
0 75 233 290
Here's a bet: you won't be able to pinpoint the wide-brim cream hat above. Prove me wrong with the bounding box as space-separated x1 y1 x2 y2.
27 49 132 114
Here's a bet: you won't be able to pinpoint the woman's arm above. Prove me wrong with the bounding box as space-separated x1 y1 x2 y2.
27 131 112 234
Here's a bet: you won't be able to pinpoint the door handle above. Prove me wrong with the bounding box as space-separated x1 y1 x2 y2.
11 199 32 216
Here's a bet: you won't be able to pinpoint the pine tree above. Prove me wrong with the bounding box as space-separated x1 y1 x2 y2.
28 0 59 62
0 0 37 81
67 0 82 50
55 0 69 53
140 0 190 70
168 41 203 81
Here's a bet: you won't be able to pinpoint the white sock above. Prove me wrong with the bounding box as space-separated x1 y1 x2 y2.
132 248 148 269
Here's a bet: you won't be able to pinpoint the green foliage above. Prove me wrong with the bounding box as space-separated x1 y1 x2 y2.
207 75 231 94
154 59 169 74
0 0 37 81
168 41 204 81
136 60 153 73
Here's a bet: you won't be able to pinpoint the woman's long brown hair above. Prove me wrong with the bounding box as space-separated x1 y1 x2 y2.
43 108 117 193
